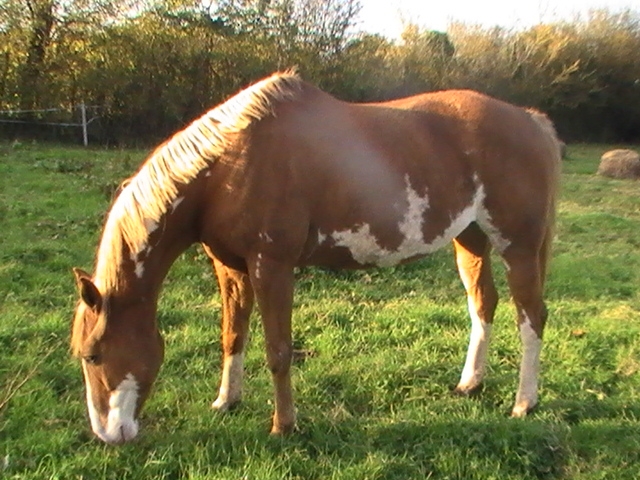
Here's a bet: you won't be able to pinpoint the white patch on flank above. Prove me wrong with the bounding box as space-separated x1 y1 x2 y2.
331 176 484 267
512 313 542 417
317 232 327 245
474 184 511 253
457 293 492 390
83 368 140 444
212 353 244 411
331 223 387 265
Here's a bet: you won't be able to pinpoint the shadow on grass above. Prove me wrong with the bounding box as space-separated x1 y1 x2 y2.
545 397 640 425
272 414 571 479
289 415 635 478
12 394 638 479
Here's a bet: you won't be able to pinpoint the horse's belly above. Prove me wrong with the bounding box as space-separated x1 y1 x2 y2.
300 171 485 268
306 198 477 268
321 223 438 267
336 220 466 267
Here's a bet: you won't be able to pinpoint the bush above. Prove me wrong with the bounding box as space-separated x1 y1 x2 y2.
0 2 639 144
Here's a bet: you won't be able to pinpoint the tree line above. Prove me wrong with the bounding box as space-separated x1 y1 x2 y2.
1 0 639 144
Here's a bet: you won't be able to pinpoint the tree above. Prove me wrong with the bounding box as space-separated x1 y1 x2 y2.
1 0 136 110
395 24 454 94
210 0 361 63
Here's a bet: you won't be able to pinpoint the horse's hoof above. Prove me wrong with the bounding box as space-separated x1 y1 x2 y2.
270 421 296 436
452 382 484 397
211 397 241 412
510 402 537 418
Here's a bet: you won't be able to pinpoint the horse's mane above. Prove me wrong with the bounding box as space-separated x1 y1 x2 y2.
94 70 303 293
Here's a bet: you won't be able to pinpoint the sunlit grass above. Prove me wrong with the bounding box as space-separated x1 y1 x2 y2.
1 141 640 478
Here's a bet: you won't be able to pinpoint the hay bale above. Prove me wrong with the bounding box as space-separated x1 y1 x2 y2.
597 149 640 179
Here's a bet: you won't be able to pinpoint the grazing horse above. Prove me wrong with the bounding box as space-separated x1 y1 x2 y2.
71 71 560 444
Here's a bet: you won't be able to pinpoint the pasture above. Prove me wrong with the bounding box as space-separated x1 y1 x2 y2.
1 141 639 479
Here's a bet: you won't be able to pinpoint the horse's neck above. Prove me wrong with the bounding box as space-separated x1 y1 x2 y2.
97 191 200 301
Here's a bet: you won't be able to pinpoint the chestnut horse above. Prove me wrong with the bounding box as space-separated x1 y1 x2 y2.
71 71 560 444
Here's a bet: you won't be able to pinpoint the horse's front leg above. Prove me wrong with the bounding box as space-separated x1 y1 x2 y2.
247 253 296 434
209 254 254 411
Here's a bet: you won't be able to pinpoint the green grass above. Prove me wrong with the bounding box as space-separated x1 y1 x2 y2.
1 141 639 479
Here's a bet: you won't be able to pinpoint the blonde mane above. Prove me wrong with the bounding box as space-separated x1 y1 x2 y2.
94 70 303 293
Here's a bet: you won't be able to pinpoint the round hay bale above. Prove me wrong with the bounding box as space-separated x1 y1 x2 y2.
597 149 640 180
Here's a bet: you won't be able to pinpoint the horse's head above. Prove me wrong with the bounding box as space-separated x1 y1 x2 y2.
71 268 164 444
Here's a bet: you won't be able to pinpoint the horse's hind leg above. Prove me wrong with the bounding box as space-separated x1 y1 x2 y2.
453 224 498 395
209 254 254 411
502 243 548 417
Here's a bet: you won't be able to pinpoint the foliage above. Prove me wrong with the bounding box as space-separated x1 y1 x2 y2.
0 3 639 143
446 12 640 142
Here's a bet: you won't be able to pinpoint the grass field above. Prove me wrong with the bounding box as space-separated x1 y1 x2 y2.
1 141 639 479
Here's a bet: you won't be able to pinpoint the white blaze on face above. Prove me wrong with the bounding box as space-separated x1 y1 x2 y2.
212 353 244 411
512 313 542 417
83 367 140 444
83 363 105 440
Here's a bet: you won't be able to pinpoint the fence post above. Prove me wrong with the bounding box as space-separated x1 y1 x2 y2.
81 102 88 147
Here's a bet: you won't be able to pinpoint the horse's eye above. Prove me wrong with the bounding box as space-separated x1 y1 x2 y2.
84 354 99 365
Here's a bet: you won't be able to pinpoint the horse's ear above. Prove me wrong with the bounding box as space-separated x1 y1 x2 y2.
73 268 102 311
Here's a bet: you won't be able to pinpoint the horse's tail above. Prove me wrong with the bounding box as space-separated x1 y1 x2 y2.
526 108 562 159
527 108 561 287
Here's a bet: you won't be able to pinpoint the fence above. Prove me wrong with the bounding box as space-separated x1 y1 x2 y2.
0 104 100 146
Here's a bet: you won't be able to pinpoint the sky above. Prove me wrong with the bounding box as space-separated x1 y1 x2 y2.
358 0 640 39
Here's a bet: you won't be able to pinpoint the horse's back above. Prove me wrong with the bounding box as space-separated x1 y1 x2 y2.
203 83 559 268
285 85 560 216
381 89 561 236
382 89 560 168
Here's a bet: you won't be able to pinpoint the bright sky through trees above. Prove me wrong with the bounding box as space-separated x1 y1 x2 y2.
358 0 639 38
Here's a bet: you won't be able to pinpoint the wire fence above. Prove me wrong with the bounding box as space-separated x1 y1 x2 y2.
0 104 101 146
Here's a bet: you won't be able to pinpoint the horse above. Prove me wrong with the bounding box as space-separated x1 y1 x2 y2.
71 70 560 444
